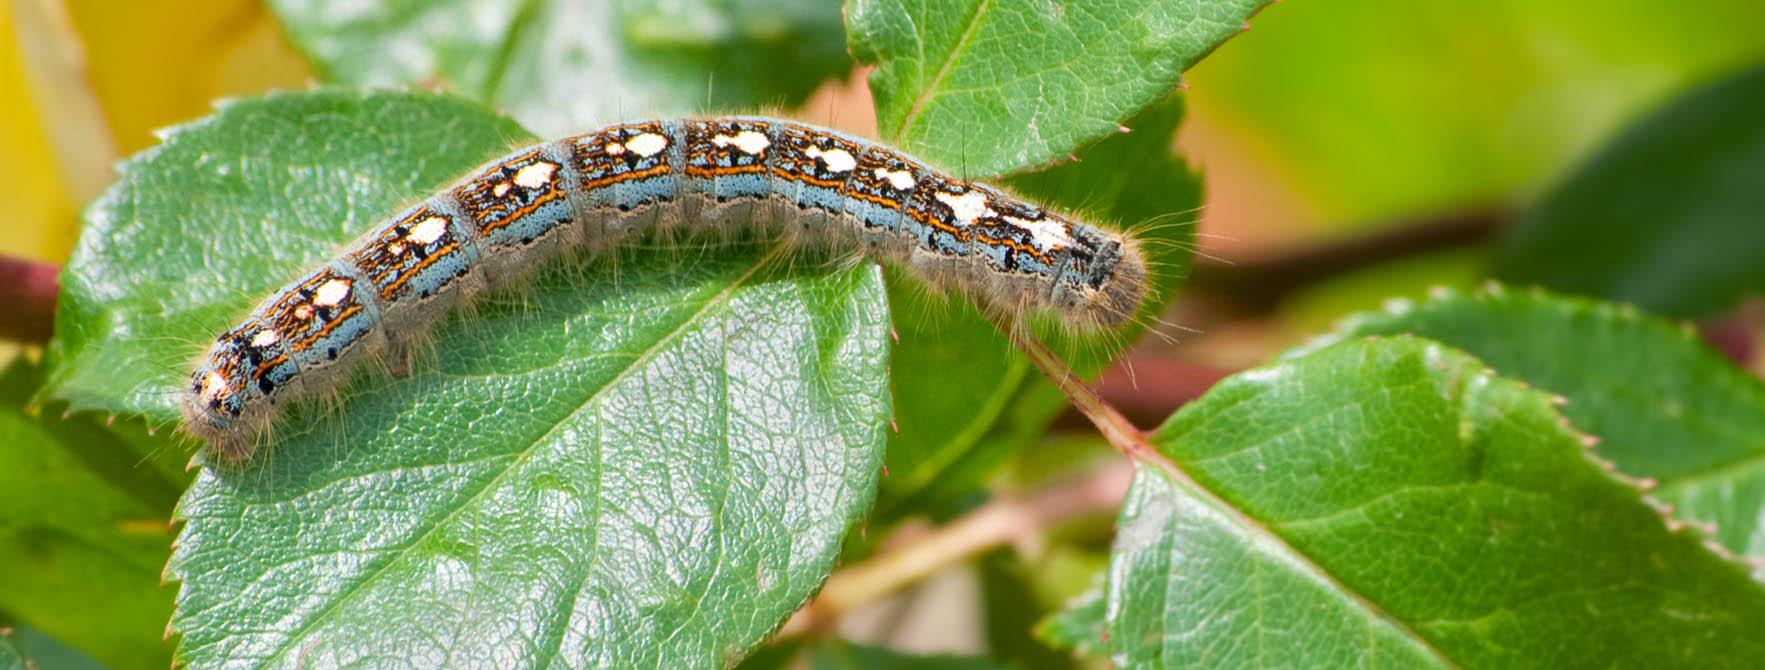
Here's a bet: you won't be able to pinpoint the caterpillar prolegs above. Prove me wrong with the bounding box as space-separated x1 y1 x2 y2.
182 117 1150 462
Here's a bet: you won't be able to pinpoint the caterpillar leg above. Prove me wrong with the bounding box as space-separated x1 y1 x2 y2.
386 340 413 379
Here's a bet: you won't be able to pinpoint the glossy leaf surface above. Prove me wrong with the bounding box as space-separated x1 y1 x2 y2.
1105 338 1765 667
849 0 1266 176
1305 286 1765 558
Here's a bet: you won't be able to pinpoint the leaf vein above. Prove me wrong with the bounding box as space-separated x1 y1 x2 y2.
254 250 780 668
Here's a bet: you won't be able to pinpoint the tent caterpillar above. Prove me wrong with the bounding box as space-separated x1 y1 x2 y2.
182 117 1150 462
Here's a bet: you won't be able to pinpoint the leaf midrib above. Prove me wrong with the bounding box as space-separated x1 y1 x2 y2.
887 356 1029 504
1655 453 1765 498
1138 455 1461 667
891 0 991 142
1130 352 1467 667
482 0 544 106
246 249 783 668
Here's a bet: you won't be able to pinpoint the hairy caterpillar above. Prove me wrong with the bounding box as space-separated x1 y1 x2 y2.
182 117 1150 462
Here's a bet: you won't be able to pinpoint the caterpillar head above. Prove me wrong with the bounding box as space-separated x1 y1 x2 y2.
181 320 291 463
1087 235 1148 330
1051 227 1149 331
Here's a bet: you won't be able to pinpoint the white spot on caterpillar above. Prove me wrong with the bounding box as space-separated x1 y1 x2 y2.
492 181 512 197
200 371 229 400
935 190 994 226
714 130 771 155
513 162 558 189
806 146 856 172
313 278 352 307
1008 215 1073 250
250 329 279 348
875 168 915 190
408 216 449 245
626 133 667 157
604 142 625 155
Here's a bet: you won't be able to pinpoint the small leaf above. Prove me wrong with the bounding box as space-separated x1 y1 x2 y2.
0 625 109 670
877 96 1200 516
849 0 1267 176
268 0 850 137
0 632 23 670
730 637 807 670
1106 338 1765 667
1497 62 1765 316
1035 581 1106 660
1302 285 1765 558
44 90 889 668
978 550 1081 669
0 359 186 670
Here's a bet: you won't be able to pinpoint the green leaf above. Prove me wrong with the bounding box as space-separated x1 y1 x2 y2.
44 90 890 668
1104 337 1765 667
806 639 1007 670
1496 62 1765 317
729 637 807 670
977 550 1078 670
849 0 1267 176
877 95 1200 517
268 0 850 137
1300 285 1765 558
0 359 185 670
0 625 109 670
0 632 22 670
1035 581 1105 660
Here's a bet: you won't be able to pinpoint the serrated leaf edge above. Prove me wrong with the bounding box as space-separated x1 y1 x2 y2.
1112 335 1765 667
1296 281 1765 574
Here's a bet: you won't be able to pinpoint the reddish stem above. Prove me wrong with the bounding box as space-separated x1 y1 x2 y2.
0 254 59 343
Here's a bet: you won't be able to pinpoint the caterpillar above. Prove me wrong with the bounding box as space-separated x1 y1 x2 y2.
182 116 1150 462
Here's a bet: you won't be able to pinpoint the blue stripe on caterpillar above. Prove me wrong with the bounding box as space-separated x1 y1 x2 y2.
183 117 1149 462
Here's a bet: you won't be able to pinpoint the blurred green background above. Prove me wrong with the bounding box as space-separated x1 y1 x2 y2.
1180 0 1764 243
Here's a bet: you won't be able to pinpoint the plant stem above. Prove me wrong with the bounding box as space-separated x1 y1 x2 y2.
775 322 1182 638
0 255 59 343
1185 207 1505 316
1053 355 1232 434
986 314 1156 460
776 461 1134 638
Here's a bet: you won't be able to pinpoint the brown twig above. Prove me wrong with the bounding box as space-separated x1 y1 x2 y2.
1186 207 1507 316
778 318 1166 639
0 255 59 343
1003 324 1156 461
777 461 1134 638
